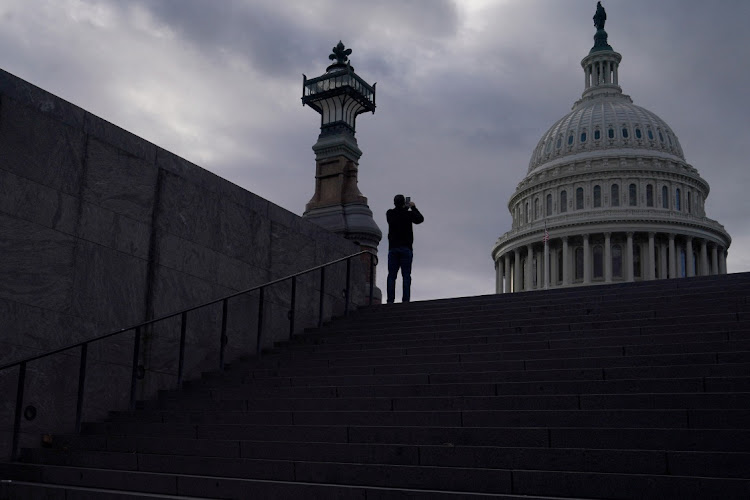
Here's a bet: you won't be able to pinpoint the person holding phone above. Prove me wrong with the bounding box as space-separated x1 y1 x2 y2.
386 194 424 303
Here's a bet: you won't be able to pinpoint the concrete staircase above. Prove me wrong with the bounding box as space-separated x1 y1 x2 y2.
3 274 750 499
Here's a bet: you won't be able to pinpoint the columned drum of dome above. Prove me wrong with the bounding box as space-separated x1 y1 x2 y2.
492 4 730 294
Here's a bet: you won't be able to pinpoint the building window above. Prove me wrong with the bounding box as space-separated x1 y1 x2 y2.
575 247 584 281
629 183 637 206
556 136 562 149
560 190 567 213
635 128 642 139
594 129 601 140
676 188 681 211
546 194 552 216
568 133 574 145
526 202 530 222
659 130 665 142
611 184 620 207
687 192 692 213
576 187 584 210
534 198 540 219
648 128 654 140
594 185 601 207
662 186 669 209
608 128 615 139
581 131 587 142
634 244 642 278
622 127 629 138
646 184 654 207
593 245 603 278
612 244 623 278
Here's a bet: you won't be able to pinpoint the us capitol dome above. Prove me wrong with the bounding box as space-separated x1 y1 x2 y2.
491 3 731 293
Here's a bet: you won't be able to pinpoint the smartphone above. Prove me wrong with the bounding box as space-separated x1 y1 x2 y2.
405 196 411 205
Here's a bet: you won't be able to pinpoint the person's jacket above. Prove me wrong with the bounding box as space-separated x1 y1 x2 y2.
386 205 424 250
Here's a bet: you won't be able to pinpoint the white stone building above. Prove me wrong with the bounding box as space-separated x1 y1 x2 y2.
491 8 731 293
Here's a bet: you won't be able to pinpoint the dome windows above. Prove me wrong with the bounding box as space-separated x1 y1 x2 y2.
662 186 669 209
675 188 681 211
593 185 602 207
594 129 601 140
560 190 568 213
629 184 637 206
556 136 562 149
568 133 574 146
608 128 615 139
635 128 642 139
658 130 665 142
611 184 620 207
546 194 553 216
622 127 629 139
576 187 584 210
646 184 654 207
647 128 654 140
581 131 587 142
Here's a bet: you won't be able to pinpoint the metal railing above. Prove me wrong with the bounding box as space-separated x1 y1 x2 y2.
0 250 377 461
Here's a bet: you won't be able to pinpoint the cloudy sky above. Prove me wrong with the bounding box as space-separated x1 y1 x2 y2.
1 0 748 301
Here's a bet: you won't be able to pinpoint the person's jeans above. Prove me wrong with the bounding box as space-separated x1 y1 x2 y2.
387 247 413 303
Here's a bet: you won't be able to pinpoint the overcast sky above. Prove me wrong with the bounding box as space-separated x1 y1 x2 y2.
1 0 748 302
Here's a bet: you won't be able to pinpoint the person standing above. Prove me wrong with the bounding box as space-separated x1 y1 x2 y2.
386 194 424 303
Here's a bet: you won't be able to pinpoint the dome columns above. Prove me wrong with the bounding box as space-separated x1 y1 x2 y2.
493 230 729 293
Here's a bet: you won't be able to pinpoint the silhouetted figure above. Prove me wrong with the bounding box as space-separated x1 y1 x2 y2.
386 194 424 303
594 1 607 30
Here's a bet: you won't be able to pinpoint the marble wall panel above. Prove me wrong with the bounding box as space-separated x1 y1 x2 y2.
0 168 79 236
0 215 77 312
156 233 222 285
148 265 232 320
156 148 270 217
0 69 85 129
83 112 157 165
217 195 271 269
269 221 317 280
0 96 85 195
215 258 268 292
0 299 99 364
224 292 260 360
138 315 183 375
155 171 222 251
82 138 158 223
69 241 149 330
77 202 150 260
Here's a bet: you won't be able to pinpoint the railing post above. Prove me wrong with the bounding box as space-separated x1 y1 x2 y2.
289 276 296 339
344 257 351 316
318 267 326 329
219 298 228 371
75 343 88 433
369 252 375 306
177 312 187 388
129 327 141 412
256 288 264 357
10 361 26 461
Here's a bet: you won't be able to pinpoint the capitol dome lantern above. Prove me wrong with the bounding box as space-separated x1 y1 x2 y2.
491 2 731 293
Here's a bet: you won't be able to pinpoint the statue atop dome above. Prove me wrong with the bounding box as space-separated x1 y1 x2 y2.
590 1 612 53
593 2 606 31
